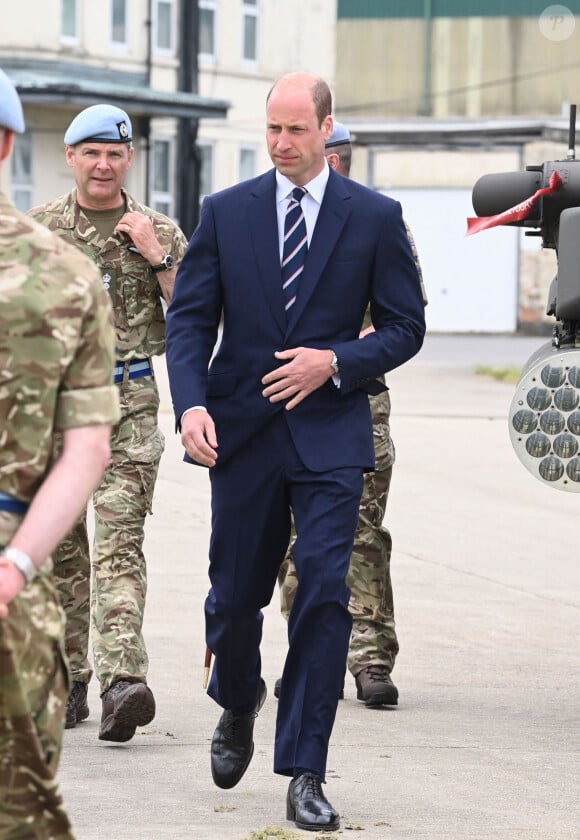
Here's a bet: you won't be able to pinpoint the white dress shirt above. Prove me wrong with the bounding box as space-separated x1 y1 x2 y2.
275 163 330 259
275 162 339 386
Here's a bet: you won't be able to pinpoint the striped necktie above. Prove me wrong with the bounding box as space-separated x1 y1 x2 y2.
281 186 308 317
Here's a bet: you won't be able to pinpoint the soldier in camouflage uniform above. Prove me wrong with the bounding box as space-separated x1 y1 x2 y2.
0 69 119 839
277 122 427 706
29 104 188 743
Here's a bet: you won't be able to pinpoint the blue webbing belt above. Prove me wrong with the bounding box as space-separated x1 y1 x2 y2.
0 491 29 514
113 359 152 384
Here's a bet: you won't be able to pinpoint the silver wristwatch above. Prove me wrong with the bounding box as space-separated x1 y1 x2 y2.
150 254 175 273
330 351 339 375
2 546 37 583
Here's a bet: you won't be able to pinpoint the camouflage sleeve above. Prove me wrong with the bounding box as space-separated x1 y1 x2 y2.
55 385 119 429
171 225 188 262
361 219 426 333
403 221 428 306
55 252 120 430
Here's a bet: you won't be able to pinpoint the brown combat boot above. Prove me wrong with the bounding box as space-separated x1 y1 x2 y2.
355 665 399 707
99 680 156 742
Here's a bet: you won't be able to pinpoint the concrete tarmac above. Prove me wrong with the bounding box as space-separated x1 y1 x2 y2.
57 335 579 840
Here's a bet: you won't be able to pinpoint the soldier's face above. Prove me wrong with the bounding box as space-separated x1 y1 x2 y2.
65 142 134 210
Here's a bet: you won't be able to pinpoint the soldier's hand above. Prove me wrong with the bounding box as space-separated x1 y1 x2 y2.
115 212 166 266
0 556 26 617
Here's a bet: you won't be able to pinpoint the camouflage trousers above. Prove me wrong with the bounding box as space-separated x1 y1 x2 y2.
0 515 75 840
278 388 399 676
52 375 164 693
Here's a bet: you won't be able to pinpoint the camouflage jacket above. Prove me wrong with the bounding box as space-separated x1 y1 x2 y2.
0 192 120 505
361 220 427 333
28 188 188 360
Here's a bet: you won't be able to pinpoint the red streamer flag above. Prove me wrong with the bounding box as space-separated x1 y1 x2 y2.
203 646 212 689
466 170 563 236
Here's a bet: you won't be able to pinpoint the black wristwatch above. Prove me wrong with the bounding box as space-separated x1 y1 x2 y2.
150 254 175 273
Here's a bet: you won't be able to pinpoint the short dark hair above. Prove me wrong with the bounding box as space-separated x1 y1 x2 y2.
267 74 332 127
311 78 332 126
328 142 352 175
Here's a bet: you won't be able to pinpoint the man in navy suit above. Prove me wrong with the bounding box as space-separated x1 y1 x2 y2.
165 72 426 831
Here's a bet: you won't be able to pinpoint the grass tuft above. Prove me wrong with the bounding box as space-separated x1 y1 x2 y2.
242 827 301 840
475 364 521 384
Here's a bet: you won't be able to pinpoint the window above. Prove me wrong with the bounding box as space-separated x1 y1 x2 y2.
198 142 214 200
150 138 174 217
242 0 258 63
199 0 216 60
11 132 33 213
61 0 78 41
239 146 257 182
111 0 128 46
154 0 175 53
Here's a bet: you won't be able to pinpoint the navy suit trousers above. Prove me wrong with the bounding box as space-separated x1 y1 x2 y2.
205 412 362 779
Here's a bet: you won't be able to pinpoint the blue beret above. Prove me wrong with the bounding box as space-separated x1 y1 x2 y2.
325 120 350 148
0 68 25 133
64 104 132 145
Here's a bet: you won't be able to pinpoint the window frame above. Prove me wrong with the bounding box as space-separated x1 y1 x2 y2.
110 0 129 49
11 131 34 213
150 135 175 218
197 140 215 203
199 0 217 62
61 0 79 44
153 0 176 55
239 144 258 182
241 0 259 64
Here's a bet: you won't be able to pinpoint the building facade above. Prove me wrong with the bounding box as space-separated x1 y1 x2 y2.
335 0 580 332
193 0 336 207
2 0 336 232
336 0 580 119
3 1 579 331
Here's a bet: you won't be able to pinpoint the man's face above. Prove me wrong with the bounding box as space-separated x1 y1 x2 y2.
65 142 134 210
266 82 332 186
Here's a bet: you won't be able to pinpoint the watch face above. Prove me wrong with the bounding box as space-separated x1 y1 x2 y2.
152 255 174 272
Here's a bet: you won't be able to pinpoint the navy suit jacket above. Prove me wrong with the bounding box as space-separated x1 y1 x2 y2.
166 167 426 472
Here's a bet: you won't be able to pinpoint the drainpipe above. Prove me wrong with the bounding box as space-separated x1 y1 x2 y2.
176 0 200 237
420 0 432 116
139 116 151 206
142 0 153 205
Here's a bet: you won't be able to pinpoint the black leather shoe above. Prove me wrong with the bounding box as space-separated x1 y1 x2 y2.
65 681 89 729
211 678 267 789
355 665 399 707
287 773 340 832
274 677 344 700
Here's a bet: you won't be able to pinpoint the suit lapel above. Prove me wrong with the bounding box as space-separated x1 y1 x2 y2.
286 170 352 335
247 170 287 335
246 169 353 337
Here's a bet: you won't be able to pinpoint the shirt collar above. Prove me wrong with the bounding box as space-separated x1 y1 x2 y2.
275 161 330 206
